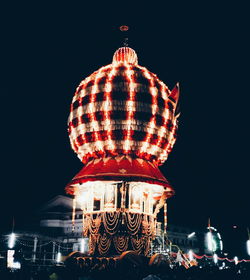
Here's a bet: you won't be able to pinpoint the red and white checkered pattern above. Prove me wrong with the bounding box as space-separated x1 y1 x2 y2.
68 47 179 165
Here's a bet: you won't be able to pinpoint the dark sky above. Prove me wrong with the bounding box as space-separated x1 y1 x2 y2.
1 1 249 248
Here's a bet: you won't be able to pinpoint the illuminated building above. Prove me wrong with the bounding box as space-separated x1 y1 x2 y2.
65 46 180 256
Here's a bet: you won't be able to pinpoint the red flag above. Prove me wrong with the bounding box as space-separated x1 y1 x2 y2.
169 83 180 105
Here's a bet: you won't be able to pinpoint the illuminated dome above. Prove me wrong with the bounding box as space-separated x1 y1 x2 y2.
113 47 138 64
65 46 180 257
68 47 179 165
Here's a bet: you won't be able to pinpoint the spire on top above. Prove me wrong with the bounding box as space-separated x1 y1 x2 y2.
120 25 129 47
113 26 138 65
112 47 138 65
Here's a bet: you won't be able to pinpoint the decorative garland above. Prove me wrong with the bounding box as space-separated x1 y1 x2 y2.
98 233 112 256
113 235 129 253
192 253 250 263
80 211 155 256
102 212 121 235
142 215 154 236
88 234 97 255
125 212 143 235
91 213 102 234
131 235 145 254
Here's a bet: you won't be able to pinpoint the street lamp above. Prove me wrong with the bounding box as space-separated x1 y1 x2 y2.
213 253 218 264
206 231 214 252
188 250 194 261
247 240 250 256
8 233 16 249
80 238 85 253
56 252 61 263
247 228 250 256
188 232 196 239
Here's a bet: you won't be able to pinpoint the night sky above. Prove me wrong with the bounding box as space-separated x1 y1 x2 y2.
1 2 249 253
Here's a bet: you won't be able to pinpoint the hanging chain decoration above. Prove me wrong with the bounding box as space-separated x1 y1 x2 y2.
131 235 145 254
103 212 121 235
142 215 154 236
113 235 129 253
125 212 142 235
98 233 112 256
88 234 97 255
89 213 102 235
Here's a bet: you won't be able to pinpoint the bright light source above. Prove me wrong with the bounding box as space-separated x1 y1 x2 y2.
188 232 195 239
234 256 238 265
207 232 213 251
56 252 61 263
247 240 250 256
220 240 223 251
213 253 218 264
7 250 21 269
8 233 16 249
80 238 85 253
188 250 193 261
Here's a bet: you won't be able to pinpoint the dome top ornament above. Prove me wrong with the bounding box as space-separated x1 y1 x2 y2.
112 47 138 65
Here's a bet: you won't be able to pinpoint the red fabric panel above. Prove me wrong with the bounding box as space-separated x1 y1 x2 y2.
65 157 174 196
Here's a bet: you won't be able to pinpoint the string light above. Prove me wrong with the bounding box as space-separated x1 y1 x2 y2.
67 47 179 165
65 46 179 256
72 198 76 231
5 235 250 264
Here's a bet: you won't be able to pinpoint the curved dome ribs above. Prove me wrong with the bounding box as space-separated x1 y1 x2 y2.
68 48 179 166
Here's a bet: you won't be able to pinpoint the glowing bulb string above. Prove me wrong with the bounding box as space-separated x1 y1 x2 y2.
164 202 167 234
72 197 76 232
113 235 129 253
190 252 250 263
68 58 178 165
16 240 53 248
6 237 250 262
